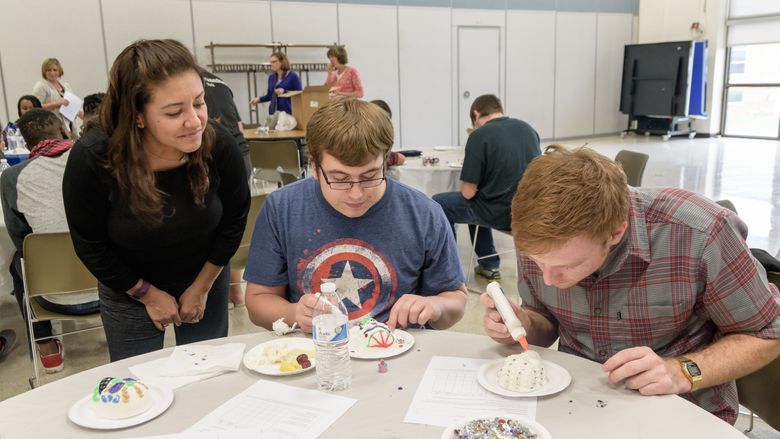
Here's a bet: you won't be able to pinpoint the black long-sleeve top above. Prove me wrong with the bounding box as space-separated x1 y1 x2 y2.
62 123 250 296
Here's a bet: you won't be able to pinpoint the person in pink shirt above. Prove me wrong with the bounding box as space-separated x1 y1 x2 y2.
324 45 364 98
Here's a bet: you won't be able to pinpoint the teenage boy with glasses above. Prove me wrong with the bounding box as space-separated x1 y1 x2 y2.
244 99 467 333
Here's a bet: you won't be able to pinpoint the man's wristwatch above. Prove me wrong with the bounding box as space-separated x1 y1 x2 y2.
675 356 703 392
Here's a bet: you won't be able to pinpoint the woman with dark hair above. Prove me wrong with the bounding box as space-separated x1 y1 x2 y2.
62 39 250 361
17 95 42 118
250 52 302 115
324 45 364 98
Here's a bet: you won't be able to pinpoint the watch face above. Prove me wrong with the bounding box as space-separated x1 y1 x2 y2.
685 362 702 377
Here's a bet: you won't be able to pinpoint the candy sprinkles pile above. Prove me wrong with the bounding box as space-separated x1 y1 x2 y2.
451 417 539 439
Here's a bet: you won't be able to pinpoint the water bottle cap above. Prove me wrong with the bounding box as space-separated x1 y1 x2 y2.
320 282 336 294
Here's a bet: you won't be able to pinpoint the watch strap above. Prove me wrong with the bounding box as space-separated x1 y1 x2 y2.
675 356 702 392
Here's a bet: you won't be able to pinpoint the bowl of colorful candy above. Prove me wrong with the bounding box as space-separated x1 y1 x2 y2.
441 414 551 439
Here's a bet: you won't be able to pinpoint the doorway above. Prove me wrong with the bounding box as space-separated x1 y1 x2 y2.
457 26 501 146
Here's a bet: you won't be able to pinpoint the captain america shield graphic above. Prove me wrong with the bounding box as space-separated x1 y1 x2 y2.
297 238 397 322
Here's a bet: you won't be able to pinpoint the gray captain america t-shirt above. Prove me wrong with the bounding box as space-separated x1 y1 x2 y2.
244 177 464 324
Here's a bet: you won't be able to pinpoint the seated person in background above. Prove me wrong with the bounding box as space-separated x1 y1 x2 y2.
17 95 42 118
79 92 104 135
482 145 780 424
370 100 405 167
0 108 99 373
433 94 540 281
0 329 15 359
244 99 467 332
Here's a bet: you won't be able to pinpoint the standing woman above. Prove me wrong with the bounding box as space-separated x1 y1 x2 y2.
32 58 74 133
62 39 250 361
250 52 302 115
324 45 364 98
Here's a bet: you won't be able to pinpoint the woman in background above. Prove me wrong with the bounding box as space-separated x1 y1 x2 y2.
17 95 42 118
250 52 302 115
324 45 364 98
32 58 74 132
63 39 249 361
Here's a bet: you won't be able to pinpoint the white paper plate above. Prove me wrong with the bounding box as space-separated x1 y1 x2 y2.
433 146 459 151
348 327 415 359
243 338 316 376
68 385 173 430
449 162 463 168
477 359 571 398
441 414 552 439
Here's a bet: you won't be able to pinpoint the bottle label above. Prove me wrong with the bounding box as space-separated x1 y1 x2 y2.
313 321 348 343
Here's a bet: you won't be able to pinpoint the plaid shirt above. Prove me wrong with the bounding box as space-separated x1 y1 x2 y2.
518 187 780 424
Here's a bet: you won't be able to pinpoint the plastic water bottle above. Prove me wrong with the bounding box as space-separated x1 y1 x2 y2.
311 282 351 391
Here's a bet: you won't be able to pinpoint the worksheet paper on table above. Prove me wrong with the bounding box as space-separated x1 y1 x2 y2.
404 356 537 427
186 380 356 438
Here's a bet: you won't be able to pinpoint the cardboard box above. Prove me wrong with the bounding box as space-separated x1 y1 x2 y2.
281 85 330 130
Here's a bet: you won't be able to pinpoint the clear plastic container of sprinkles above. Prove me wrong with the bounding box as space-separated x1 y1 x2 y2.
451 416 539 439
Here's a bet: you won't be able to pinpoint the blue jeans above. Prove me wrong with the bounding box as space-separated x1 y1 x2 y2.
98 267 230 362
432 192 503 270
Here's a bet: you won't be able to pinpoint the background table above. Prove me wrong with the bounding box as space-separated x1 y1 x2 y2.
393 147 465 197
0 330 744 438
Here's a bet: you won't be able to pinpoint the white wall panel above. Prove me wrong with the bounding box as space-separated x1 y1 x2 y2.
505 10 555 139
0 56 8 124
0 0 107 123
398 6 452 148
451 9 505 145
554 12 597 138
270 1 337 100
594 13 632 135
339 4 400 146
192 0 272 124
101 0 194 64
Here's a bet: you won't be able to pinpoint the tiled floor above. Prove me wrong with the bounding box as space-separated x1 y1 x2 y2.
0 134 778 436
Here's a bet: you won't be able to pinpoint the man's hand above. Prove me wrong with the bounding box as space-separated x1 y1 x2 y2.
387 295 444 330
140 287 182 331
602 346 692 395
178 284 208 324
480 292 530 344
295 293 319 333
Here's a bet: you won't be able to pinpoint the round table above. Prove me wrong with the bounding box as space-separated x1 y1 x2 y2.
393 147 465 197
0 330 743 438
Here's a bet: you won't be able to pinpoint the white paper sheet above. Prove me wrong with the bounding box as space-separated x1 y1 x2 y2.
186 380 356 438
404 356 537 428
129 429 261 439
59 91 83 122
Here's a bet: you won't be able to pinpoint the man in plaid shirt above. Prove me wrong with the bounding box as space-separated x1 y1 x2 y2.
482 145 780 424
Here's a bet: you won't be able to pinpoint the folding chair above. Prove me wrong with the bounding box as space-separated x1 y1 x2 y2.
230 193 267 276
465 226 515 293
614 150 649 187
249 139 301 178
715 199 737 215
21 232 101 387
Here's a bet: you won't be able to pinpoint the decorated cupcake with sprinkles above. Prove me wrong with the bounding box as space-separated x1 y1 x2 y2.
89 377 153 419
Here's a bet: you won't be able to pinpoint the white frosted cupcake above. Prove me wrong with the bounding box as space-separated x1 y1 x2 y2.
497 351 547 392
89 377 153 419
